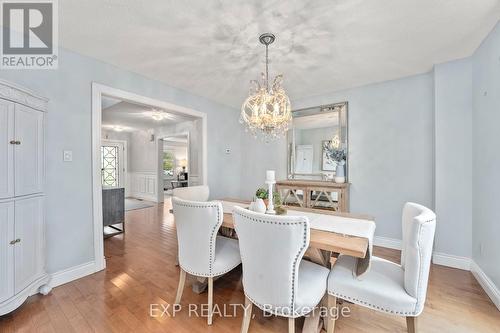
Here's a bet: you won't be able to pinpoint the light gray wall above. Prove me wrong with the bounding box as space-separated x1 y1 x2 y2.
241 74 435 241
0 48 242 273
433 58 473 258
239 133 287 200
129 130 157 173
472 22 500 288
289 74 435 240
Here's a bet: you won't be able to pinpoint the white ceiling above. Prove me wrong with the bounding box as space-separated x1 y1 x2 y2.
102 100 195 132
61 0 500 108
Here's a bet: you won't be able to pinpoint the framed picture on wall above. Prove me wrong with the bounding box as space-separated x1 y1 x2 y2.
321 140 336 171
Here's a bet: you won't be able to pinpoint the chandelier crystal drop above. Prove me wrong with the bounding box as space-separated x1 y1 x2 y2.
240 33 292 139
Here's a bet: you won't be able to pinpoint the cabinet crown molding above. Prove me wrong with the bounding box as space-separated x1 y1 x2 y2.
0 79 48 112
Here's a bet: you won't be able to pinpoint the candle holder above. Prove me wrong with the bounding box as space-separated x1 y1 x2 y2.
265 180 276 214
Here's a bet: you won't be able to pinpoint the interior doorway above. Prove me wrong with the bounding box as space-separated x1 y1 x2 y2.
161 133 190 197
91 83 207 272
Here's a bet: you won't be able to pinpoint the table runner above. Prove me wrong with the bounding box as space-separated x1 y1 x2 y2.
219 200 376 278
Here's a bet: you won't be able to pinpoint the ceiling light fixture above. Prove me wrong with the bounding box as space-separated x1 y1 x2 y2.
240 33 292 139
144 109 169 121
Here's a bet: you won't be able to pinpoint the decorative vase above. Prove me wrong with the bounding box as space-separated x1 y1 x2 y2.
253 198 267 213
334 162 346 183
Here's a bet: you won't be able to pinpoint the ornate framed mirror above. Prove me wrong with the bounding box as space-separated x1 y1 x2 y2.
287 102 348 182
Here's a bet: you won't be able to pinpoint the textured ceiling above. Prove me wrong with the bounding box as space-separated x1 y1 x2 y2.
61 0 500 108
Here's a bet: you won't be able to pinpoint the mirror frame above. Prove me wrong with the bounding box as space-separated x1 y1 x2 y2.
287 101 349 181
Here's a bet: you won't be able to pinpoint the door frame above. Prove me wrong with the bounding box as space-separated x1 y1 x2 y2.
91 82 207 271
101 139 127 192
159 132 190 201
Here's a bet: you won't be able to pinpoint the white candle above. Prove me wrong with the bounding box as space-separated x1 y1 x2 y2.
266 170 275 182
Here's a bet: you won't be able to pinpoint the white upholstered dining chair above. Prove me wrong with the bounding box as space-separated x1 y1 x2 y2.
172 197 241 325
326 202 436 333
172 185 210 202
233 206 330 333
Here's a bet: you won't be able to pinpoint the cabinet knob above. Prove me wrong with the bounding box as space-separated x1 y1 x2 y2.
9 238 20 245
9 140 20 145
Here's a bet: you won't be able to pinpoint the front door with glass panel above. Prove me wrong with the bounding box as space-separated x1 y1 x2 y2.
101 141 125 187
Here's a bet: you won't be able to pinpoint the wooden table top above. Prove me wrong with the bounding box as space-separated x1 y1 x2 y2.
276 179 350 188
221 200 372 259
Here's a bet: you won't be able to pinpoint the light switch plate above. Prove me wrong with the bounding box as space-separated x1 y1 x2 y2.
63 150 73 162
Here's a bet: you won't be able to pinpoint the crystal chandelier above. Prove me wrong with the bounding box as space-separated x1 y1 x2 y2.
240 33 292 139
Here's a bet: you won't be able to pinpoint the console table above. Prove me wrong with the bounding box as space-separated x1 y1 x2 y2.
102 187 125 238
276 180 350 212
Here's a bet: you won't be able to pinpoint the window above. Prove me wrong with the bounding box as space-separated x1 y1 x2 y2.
163 151 174 177
101 146 119 186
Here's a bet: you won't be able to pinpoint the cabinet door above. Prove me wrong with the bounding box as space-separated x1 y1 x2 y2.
0 201 14 303
14 196 44 294
0 100 15 199
14 104 44 196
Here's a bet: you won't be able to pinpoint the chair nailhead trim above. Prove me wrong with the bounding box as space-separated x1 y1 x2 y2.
327 216 434 317
180 262 241 279
235 210 308 317
173 199 225 277
328 291 417 316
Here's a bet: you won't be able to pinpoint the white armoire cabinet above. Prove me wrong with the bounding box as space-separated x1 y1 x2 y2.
0 80 50 315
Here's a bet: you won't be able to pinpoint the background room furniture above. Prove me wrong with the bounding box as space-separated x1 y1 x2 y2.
172 197 241 325
276 180 350 212
172 185 209 202
326 202 436 333
102 187 125 237
170 179 188 189
233 206 330 333
0 80 50 315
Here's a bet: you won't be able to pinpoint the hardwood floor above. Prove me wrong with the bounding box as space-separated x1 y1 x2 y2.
1 198 499 332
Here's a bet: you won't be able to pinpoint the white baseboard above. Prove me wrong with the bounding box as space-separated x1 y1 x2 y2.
471 261 500 311
49 261 98 289
374 236 402 250
374 237 471 270
373 236 499 311
432 252 471 270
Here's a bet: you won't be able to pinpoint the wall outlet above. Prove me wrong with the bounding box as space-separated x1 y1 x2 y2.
63 150 73 162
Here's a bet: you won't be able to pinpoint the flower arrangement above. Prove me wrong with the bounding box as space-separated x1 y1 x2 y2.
324 144 346 164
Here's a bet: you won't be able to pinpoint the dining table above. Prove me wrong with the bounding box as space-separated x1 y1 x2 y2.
175 199 377 333
219 199 375 270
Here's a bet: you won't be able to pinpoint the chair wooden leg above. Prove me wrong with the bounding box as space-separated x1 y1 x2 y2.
406 316 418 333
326 295 337 333
174 268 186 305
207 277 214 325
240 296 253 333
288 318 295 333
302 307 321 333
